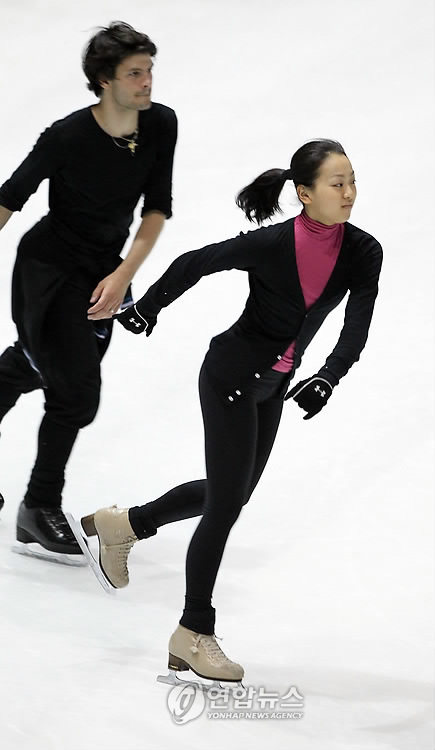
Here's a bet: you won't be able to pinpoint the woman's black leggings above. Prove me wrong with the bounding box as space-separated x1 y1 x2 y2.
129 362 288 635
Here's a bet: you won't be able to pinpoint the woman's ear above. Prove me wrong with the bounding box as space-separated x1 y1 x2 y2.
297 185 311 206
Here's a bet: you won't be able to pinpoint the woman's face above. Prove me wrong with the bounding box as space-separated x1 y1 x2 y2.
298 153 357 225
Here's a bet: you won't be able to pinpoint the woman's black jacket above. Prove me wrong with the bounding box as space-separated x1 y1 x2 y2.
136 217 383 403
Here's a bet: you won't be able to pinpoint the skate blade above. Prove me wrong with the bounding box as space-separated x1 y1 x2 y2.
157 669 244 691
65 512 116 595
12 541 88 567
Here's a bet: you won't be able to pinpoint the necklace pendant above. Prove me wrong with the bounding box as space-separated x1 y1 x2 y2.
128 141 137 155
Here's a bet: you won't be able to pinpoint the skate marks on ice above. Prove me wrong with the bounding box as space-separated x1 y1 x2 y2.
11 539 88 567
65 512 115 595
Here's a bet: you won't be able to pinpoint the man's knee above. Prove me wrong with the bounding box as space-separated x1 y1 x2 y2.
74 394 100 428
45 382 100 429
0 342 42 393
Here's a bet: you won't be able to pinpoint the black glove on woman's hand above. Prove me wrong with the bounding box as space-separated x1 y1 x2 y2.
113 304 157 336
285 373 335 420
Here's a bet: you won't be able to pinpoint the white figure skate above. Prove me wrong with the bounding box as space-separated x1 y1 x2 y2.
157 624 244 690
65 512 115 594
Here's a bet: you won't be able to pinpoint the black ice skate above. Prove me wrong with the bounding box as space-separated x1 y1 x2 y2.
13 501 88 566
0 493 4 513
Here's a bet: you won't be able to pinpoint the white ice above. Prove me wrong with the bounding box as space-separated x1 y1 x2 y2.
0 1 433 748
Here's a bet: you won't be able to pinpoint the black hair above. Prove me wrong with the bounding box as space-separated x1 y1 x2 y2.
236 139 347 224
82 21 157 97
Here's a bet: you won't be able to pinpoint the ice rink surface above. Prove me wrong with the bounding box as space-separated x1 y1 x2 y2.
0 1 433 748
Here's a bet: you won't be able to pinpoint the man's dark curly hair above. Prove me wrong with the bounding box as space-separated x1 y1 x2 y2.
82 21 157 97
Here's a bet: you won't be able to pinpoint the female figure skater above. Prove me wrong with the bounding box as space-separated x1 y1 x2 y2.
78 139 383 683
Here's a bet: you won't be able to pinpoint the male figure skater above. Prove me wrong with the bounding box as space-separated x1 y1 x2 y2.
0 22 177 564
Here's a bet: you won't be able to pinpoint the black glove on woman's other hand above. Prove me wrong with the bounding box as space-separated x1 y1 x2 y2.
113 304 157 336
285 373 336 420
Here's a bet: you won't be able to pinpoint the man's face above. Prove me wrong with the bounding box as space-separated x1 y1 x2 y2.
101 53 153 111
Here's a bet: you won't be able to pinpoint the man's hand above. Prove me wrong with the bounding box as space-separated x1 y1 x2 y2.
87 270 130 320
114 304 157 335
285 374 335 420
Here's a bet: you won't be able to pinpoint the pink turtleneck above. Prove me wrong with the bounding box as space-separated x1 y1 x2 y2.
272 210 345 373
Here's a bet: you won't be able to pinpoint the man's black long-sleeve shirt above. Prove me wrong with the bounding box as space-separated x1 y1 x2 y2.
0 103 177 275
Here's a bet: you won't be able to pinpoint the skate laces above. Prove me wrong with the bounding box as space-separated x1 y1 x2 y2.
190 633 231 664
116 539 135 574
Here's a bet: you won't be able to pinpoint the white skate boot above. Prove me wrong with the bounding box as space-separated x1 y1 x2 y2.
157 624 244 689
66 505 137 593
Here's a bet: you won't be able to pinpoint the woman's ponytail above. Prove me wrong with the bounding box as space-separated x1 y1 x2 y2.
235 168 291 225
236 139 347 225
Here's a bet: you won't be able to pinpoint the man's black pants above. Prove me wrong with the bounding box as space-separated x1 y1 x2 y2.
0 276 112 508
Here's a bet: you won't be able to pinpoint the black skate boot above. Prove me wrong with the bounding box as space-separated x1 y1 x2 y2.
14 501 87 566
0 493 4 512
